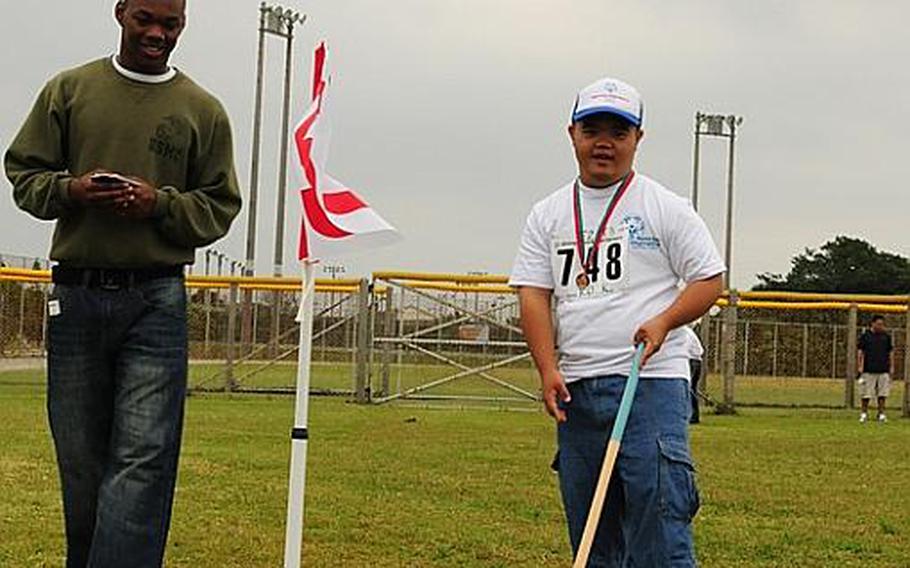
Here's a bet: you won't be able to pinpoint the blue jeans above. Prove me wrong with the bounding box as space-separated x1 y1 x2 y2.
47 276 188 568
557 377 699 567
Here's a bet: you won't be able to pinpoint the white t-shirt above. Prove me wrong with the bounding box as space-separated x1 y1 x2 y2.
509 173 724 381
111 54 177 83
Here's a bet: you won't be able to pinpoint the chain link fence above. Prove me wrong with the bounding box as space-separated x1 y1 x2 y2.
701 294 910 413
184 279 363 394
0 264 361 394
2 263 909 415
0 254 50 357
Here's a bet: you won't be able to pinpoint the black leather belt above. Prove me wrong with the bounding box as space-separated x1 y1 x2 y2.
52 265 184 290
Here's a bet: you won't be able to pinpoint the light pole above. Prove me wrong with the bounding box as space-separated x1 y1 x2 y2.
244 3 306 278
272 6 305 279
243 3 306 354
245 4 267 279
692 112 742 289
261 5 305 360
241 5 268 355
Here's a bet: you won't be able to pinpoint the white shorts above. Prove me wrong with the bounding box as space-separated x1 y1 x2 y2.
859 373 891 399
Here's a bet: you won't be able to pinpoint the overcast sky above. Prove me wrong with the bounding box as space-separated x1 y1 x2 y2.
2 0 908 288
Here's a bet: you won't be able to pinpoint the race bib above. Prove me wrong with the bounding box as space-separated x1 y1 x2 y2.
550 224 629 300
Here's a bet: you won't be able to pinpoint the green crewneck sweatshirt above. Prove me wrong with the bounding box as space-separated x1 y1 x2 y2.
4 57 242 268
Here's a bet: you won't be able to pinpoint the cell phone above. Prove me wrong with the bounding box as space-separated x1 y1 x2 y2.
90 172 135 187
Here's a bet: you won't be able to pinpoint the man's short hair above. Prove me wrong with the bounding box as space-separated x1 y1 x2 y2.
116 0 187 8
870 314 885 323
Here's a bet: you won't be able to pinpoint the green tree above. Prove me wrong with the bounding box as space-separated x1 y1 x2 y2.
754 236 910 294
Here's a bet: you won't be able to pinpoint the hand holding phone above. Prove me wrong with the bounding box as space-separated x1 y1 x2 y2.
90 172 137 187
68 170 132 207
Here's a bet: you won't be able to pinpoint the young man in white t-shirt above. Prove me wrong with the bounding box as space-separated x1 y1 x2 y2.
509 77 724 566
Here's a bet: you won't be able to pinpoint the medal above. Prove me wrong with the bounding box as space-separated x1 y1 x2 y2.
576 272 590 289
571 172 635 289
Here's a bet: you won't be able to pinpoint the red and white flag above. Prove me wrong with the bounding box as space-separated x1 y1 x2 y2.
294 42 399 261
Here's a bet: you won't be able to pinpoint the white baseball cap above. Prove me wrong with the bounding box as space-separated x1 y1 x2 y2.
571 77 644 126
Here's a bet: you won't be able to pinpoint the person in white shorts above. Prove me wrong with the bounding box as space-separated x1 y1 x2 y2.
857 314 892 423
509 77 724 567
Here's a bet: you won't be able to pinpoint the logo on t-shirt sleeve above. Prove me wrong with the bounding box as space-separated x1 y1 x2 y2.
624 214 661 250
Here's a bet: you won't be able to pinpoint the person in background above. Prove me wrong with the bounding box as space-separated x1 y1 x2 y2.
686 324 705 424
857 314 893 423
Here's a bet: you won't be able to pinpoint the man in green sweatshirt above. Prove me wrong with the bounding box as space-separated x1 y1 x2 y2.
4 1 241 566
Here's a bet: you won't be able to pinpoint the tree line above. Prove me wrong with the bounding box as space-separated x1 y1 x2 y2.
754 236 910 294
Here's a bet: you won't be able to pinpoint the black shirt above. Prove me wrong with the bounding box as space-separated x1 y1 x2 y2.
858 330 892 373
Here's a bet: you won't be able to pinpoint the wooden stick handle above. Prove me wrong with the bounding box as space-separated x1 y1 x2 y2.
572 440 621 568
572 344 644 567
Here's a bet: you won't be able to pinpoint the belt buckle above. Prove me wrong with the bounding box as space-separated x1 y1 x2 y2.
97 270 123 291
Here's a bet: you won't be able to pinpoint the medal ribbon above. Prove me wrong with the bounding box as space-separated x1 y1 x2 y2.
571 171 635 279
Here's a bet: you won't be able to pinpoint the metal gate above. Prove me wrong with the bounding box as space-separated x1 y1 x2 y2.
369 272 538 406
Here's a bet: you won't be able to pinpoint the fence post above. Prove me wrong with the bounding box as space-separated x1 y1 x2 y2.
742 320 750 376
241 288 254 356
697 313 712 391
252 300 259 351
225 281 238 391
772 323 778 377
204 286 212 359
380 286 395 398
903 305 909 418
718 290 737 414
802 323 809 377
354 278 371 403
270 290 281 358
18 284 26 345
714 316 721 372
845 304 858 409
831 325 837 378
41 286 49 354
0 284 6 357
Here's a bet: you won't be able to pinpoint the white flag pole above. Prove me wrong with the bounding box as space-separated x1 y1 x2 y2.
284 259 317 568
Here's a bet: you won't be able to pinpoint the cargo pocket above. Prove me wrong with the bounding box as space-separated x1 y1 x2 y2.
658 437 700 521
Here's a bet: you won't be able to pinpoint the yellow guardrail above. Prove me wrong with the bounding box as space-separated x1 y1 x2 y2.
0 267 51 281
728 290 909 304
717 298 907 313
373 271 510 285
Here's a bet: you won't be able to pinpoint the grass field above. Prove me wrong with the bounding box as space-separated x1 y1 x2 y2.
3 368 910 567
